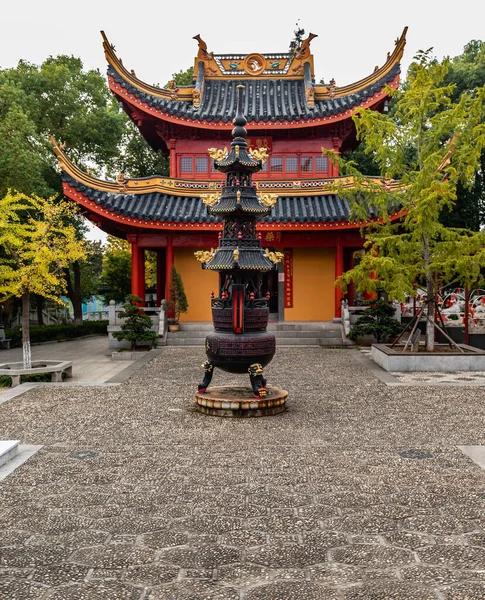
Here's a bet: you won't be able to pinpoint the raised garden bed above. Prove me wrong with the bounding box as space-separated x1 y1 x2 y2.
371 343 485 372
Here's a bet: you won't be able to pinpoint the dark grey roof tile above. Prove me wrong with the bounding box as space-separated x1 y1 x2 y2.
109 64 400 123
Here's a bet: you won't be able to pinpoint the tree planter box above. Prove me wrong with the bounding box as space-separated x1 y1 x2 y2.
0 360 73 387
371 343 485 372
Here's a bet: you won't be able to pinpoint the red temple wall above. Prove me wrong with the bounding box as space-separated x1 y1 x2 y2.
171 137 338 179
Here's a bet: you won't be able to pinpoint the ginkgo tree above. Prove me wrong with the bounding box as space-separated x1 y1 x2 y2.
327 51 485 351
0 192 87 368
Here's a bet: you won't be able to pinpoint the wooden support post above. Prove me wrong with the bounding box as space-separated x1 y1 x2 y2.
165 236 174 317
156 249 166 306
131 241 145 301
465 284 470 345
335 238 344 317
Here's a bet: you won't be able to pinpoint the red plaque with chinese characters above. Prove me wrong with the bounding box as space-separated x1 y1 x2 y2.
284 249 293 308
247 136 272 154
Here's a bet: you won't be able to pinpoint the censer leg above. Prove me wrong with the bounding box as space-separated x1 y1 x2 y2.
198 361 214 393
248 363 267 399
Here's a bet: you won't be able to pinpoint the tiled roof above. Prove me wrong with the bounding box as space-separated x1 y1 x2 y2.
62 172 376 225
109 63 400 124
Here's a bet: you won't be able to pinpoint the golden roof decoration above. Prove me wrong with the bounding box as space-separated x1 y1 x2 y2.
194 248 216 263
265 248 284 264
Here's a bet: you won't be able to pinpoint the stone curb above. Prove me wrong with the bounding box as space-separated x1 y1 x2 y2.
352 348 485 387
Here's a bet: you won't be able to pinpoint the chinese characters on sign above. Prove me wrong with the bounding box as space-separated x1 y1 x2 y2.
284 249 293 308
247 137 273 154
261 231 281 244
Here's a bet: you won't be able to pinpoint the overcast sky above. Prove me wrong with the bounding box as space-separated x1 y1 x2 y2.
3 0 484 241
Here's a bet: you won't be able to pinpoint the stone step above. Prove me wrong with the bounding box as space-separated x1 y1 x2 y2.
0 440 20 468
178 321 341 332
164 336 351 347
168 329 338 339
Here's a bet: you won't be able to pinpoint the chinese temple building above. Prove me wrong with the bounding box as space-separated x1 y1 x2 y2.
53 28 407 322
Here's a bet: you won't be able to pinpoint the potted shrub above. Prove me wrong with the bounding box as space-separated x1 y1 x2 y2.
348 298 403 344
112 294 157 351
167 265 189 332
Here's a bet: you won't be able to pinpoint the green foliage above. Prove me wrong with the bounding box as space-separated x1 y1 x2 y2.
165 66 194 88
0 372 58 388
440 40 485 229
0 56 127 198
348 298 403 343
112 294 157 351
326 50 485 350
0 192 87 302
168 265 188 322
101 236 132 305
5 320 108 348
117 121 169 178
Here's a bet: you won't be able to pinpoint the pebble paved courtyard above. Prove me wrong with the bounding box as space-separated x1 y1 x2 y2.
1 347 485 599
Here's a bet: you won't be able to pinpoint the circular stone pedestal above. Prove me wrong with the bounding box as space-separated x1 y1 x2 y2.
195 385 288 417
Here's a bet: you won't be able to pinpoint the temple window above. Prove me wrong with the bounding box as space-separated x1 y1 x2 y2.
300 156 313 172
285 157 298 173
196 157 208 173
270 156 283 172
180 157 193 173
316 156 328 173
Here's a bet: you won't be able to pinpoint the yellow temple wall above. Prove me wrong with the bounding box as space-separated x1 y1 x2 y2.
284 247 335 321
174 246 336 322
174 248 218 322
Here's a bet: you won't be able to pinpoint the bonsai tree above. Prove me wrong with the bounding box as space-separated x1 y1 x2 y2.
348 298 403 343
112 294 157 351
168 265 188 323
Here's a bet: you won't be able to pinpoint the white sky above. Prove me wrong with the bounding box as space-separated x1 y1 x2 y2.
2 0 485 242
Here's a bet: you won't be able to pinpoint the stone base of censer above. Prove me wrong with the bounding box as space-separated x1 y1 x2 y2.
195 385 288 418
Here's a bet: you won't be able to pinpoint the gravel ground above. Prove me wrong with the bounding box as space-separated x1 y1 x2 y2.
0 347 485 599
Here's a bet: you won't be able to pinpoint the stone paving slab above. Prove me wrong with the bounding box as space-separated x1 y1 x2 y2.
0 347 484 598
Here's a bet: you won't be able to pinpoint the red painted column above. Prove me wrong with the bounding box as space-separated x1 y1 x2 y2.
131 241 145 301
332 137 340 177
335 237 344 317
165 236 174 312
169 139 177 178
156 250 166 305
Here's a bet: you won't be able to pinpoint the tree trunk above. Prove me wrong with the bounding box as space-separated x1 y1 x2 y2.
36 295 44 326
22 291 32 369
423 233 435 352
64 262 83 325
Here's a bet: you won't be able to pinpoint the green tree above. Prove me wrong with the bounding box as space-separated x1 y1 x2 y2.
63 240 103 325
0 56 129 320
0 192 87 368
168 265 188 323
329 51 485 351
117 121 169 178
348 298 403 343
112 294 157 351
101 236 132 305
441 40 485 230
164 66 194 88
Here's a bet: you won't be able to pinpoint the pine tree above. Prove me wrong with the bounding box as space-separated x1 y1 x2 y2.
112 294 157 351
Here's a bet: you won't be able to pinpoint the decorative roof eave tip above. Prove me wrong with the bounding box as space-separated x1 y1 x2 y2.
314 26 408 100
100 30 194 102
